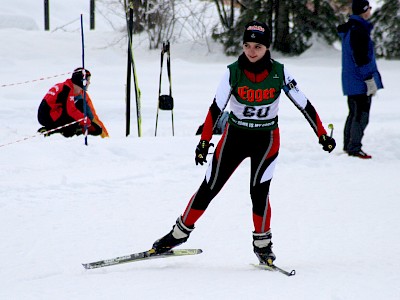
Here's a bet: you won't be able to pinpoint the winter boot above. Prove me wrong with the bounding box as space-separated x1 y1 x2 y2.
348 150 372 159
253 230 276 265
151 216 194 255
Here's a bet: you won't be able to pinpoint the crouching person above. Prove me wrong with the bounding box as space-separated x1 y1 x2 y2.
37 68 109 138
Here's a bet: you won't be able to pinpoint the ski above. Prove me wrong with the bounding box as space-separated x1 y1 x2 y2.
82 248 203 269
252 263 296 276
124 1 142 137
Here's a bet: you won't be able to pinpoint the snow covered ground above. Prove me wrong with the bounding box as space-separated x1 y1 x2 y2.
1 1 399 299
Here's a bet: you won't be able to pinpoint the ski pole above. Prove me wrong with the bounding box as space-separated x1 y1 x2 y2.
328 123 334 138
80 14 88 146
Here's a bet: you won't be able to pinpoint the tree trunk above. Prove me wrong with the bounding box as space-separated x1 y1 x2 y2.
274 0 290 53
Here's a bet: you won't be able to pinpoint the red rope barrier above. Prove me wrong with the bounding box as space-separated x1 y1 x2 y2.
1 72 72 88
0 118 84 148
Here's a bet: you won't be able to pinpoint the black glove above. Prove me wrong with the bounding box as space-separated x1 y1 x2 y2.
319 134 336 153
195 140 214 165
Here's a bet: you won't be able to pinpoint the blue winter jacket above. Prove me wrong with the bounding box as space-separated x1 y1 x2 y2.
337 15 383 96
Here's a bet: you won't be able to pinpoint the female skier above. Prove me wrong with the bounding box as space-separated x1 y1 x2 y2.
150 21 336 265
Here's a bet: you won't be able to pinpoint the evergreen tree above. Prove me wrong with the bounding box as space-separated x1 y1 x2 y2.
277 0 313 54
372 0 400 59
309 0 345 44
125 0 398 58
221 0 273 55
212 0 342 56
273 0 292 53
211 0 238 55
271 0 341 54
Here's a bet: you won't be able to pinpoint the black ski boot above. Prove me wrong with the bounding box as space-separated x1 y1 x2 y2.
151 216 194 255
253 230 276 265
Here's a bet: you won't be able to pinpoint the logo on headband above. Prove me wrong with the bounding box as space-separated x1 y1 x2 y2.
246 25 265 33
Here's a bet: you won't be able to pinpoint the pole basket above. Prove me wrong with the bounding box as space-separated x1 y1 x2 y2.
155 40 174 136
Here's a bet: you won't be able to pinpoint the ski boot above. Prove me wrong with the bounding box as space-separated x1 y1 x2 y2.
253 230 276 265
151 216 194 255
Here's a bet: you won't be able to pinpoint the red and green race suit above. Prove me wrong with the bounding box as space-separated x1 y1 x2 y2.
181 60 328 234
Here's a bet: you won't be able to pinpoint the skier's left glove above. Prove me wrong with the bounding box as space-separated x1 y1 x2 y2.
319 134 336 153
195 140 214 165
365 78 377 96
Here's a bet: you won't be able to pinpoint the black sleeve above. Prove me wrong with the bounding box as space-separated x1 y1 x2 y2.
350 26 370 66
209 100 222 123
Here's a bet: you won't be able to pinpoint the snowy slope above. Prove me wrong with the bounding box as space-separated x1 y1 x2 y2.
1 1 400 299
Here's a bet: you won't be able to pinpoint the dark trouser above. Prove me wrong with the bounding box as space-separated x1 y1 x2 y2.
38 100 81 137
343 94 371 153
181 123 280 233
37 100 102 137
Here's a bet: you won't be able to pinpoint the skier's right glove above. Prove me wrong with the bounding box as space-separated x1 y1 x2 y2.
195 140 214 165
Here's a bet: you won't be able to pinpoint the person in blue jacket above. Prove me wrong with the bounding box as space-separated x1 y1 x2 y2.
337 0 383 159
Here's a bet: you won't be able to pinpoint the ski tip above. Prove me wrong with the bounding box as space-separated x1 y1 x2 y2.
171 248 203 255
82 262 98 270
